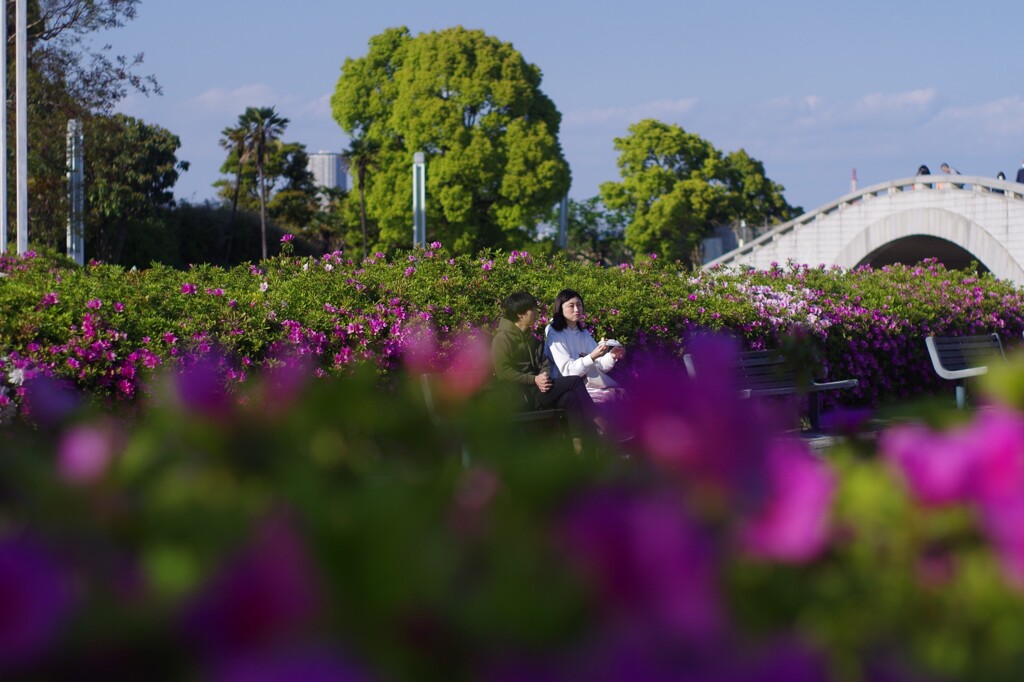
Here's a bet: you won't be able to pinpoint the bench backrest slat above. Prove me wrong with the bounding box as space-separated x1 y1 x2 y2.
929 334 1004 370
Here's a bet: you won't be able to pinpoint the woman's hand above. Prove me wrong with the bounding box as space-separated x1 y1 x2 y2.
589 344 611 361
610 346 626 361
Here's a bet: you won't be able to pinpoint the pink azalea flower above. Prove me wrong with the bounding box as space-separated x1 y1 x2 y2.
181 283 197 295
86 299 102 309
739 439 836 563
280 234 294 243
57 422 120 484
880 422 978 506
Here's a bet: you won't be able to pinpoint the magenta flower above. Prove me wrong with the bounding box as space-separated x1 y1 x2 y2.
0 537 74 668
206 288 225 296
739 439 836 563
404 266 415 278
280 234 294 243
39 292 59 307
880 422 978 506
86 298 102 309
181 283 197 295
113 301 125 313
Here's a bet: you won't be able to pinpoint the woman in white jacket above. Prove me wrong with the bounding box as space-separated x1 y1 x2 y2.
544 288 626 404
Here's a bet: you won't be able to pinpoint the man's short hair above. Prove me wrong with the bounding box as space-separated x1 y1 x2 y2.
502 291 537 322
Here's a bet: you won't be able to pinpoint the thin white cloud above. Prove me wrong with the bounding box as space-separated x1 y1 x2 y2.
852 88 936 116
193 84 279 113
565 98 698 126
932 96 1024 136
294 93 333 120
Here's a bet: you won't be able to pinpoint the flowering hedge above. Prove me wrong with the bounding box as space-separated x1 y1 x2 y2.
2 244 1023 418
5 339 1024 679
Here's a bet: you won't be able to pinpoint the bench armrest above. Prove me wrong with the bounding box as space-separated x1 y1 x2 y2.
809 378 859 392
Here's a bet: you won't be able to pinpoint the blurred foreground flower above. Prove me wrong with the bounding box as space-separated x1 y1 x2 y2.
0 537 73 670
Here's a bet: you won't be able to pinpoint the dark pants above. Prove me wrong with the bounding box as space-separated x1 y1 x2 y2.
530 375 598 438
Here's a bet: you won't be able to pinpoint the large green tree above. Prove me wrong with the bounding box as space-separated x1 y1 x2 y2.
331 26 570 254
84 113 187 263
600 119 798 266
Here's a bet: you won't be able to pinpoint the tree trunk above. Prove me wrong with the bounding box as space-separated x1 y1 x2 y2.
358 168 368 260
258 160 268 260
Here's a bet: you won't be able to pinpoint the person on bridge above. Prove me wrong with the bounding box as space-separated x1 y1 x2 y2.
916 165 932 189
1016 161 1024 184
940 163 962 189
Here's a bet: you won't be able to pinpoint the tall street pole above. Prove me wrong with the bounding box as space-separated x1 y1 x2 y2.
1 4 7 254
16 0 28 255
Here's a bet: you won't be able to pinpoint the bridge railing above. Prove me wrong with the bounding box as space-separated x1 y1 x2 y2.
704 175 1024 269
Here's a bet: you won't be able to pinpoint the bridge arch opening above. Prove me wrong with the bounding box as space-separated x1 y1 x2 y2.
855 235 990 274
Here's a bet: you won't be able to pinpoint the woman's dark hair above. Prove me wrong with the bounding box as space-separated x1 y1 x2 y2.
502 291 537 322
917 165 930 175
549 288 584 332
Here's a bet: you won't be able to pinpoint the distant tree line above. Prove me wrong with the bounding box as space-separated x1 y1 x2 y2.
6 10 799 269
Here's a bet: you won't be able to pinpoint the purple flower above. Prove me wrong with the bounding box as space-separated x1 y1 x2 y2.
404 266 416 278
560 489 725 644
86 298 102 309
175 355 234 419
280 234 295 243
182 516 321 658
0 537 74 668
39 292 59 307
211 647 373 682
113 301 125 313
181 283 197 295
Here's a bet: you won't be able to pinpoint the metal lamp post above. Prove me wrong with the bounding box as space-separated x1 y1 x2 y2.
412 151 426 248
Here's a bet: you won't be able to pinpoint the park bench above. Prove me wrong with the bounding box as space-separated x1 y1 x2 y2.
419 373 565 465
925 333 1005 409
683 348 858 431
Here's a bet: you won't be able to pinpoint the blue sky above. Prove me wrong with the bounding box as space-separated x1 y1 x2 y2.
110 0 1024 213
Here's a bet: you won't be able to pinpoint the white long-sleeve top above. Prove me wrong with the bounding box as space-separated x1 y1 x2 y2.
544 324 618 390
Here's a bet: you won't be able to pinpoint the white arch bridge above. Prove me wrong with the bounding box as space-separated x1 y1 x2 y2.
704 175 1024 285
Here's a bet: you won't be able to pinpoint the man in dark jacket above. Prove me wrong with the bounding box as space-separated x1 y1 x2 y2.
1016 160 1024 185
491 291 603 450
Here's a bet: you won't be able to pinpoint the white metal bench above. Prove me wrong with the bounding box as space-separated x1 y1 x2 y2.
925 333 1005 409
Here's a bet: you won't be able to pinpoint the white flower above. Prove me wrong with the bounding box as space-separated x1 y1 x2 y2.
8 368 25 386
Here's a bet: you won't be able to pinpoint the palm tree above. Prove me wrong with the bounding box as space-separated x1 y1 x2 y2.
342 136 380 260
218 123 249 262
240 106 289 260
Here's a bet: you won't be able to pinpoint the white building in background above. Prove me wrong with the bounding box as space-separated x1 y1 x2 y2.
307 151 349 207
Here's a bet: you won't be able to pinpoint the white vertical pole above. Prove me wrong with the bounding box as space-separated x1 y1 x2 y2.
412 151 426 248
1 6 7 254
16 0 28 255
66 119 84 265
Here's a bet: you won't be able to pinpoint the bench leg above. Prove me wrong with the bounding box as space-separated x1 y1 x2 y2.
808 393 820 431
956 382 966 410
